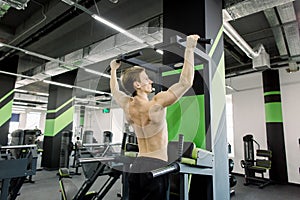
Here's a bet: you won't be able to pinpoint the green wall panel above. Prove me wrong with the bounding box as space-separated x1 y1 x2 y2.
167 95 206 148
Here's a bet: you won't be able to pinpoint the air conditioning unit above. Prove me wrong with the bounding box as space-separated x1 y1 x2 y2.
252 45 270 71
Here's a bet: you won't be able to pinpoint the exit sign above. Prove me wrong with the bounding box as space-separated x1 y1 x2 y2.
102 108 110 113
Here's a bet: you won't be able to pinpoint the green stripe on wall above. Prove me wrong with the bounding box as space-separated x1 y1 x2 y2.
0 90 14 103
0 100 13 126
264 91 281 96
44 106 74 136
265 102 283 123
47 98 74 114
209 25 223 57
167 95 206 148
162 65 203 77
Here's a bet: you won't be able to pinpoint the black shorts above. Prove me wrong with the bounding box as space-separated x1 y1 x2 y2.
128 157 170 200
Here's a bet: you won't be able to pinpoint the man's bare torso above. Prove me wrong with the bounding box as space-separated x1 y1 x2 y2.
124 97 168 161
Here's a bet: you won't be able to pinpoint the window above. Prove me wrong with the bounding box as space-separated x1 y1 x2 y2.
9 113 20 133
26 112 41 129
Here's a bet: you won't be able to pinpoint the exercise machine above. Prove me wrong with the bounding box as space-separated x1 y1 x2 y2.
58 131 137 200
59 143 123 200
104 35 228 199
10 129 40 183
146 35 228 200
0 144 38 200
241 134 272 188
148 136 214 200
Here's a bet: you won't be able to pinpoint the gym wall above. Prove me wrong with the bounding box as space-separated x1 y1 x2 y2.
229 69 300 184
83 107 125 144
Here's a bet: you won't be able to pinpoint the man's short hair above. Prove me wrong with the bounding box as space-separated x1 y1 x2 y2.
121 66 145 96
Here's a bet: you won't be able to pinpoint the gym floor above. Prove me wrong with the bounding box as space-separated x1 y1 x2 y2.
16 165 300 200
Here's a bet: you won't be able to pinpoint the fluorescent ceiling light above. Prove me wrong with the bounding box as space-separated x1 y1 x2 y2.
155 49 164 55
35 92 49 97
14 89 28 93
74 104 101 109
14 89 49 97
174 62 183 68
12 105 47 110
12 108 26 111
0 43 3 47
61 0 74 5
31 107 47 111
0 42 76 70
225 85 234 90
83 68 111 78
43 80 73 88
92 14 145 44
1 42 60 63
62 1 147 46
13 102 29 106
81 87 106 95
0 70 38 80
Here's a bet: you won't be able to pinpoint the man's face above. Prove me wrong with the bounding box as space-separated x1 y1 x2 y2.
138 71 153 93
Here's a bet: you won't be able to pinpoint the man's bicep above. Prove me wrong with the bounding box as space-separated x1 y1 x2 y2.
154 90 178 107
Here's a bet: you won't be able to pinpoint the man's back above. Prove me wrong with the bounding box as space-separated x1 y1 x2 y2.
124 97 168 161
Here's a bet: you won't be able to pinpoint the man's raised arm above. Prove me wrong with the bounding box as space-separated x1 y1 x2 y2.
110 59 130 108
154 34 200 107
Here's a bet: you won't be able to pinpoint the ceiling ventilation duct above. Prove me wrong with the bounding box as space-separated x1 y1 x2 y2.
225 0 294 20
1 0 30 10
223 10 270 71
276 2 300 59
252 44 270 70
223 20 259 59
15 19 162 89
264 8 288 56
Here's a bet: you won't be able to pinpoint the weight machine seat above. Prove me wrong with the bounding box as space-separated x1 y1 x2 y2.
249 149 272 173
249 159 271 172
246 149 272 188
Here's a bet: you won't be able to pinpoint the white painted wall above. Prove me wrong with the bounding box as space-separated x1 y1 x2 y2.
228 70 300 184
83 107 124 144
39 112 46 133
111 108 125 143
18 113 27 129
228 73 268 175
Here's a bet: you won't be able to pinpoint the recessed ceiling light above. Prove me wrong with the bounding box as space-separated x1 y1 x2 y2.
174 62 183 68
109 0 119 3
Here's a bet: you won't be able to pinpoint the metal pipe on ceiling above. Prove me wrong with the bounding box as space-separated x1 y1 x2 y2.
223 20 259 59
